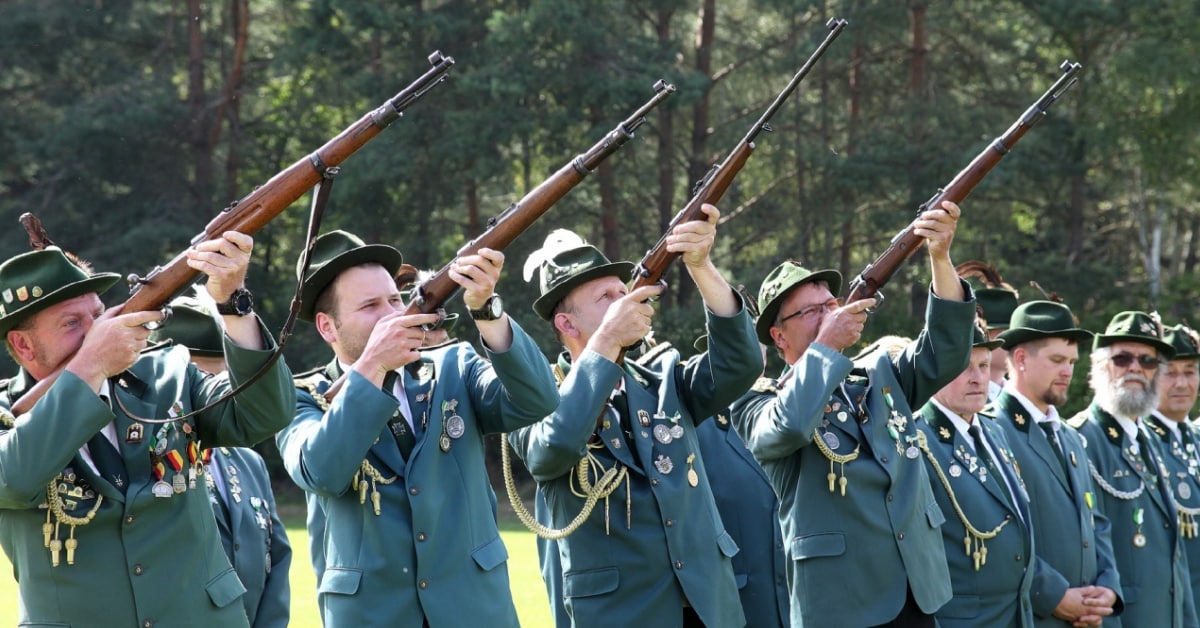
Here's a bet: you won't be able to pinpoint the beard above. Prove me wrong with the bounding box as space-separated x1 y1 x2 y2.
1090 361 1160 419
1039 385 1068 409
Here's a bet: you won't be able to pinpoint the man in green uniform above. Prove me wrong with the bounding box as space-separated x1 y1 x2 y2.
1069 311 1196 627
509 204 762 627
0 233 294 628
1146 323 1200 611
149 295 292 628
732 200 970 628
277 230 558 628
916 323 1034 627
991 300 1121 627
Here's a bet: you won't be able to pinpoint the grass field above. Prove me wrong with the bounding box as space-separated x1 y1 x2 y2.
0 505 555 627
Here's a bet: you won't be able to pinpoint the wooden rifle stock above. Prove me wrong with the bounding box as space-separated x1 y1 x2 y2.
843 60 1081 305
321 80 677 403
630 17 847 292
11 51 455 416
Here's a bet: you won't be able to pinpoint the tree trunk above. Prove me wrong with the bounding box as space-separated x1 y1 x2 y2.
187 0 212 219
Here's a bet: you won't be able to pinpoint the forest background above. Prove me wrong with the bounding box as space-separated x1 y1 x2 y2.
2 0 1198 488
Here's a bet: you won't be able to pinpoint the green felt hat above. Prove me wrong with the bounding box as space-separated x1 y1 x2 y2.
149 296 223 358
972 322 1004 350
1093 311 1175 359
529 238 634 321
0 247 120 335
1163 324 1200 361
975 287 1019 330
297 230 403 322
995 300 1093 349
755 260 842 344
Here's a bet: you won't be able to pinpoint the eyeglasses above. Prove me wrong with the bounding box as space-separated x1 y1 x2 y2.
777 298 840 325
1110 353 1161 369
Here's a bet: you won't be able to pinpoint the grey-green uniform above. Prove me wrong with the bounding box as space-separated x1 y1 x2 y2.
0 247 294 627
732 261 976 628
1145 324 1200 609
1067 311 1194 628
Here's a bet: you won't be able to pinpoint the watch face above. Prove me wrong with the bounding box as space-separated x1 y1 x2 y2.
488 295 503 318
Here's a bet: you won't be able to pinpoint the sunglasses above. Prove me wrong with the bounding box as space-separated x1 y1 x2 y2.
1110 353 1161 369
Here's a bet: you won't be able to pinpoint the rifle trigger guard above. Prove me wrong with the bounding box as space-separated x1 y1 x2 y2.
864 291 884 314
420 308 449 332
143 305 172 332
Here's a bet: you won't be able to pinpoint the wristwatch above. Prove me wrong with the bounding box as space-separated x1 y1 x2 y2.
215 287 254 316
468 294 504 321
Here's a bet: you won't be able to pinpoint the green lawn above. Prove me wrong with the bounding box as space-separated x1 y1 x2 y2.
0 507 554 627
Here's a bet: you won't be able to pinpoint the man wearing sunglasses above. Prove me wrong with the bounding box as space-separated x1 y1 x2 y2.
1068 311 1196 628
731 201 973 628
991 300 1121 627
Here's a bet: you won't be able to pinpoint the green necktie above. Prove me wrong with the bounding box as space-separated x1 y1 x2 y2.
384 372 416 458
87 432 127 494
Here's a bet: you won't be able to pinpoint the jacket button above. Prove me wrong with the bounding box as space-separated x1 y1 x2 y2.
887 494 894 501
410 487 420 495
142 621 154 628
881 456 889 463
897 532 905 540
674 561 683 569
419 579 429 589
651 479 660 486
133 564 145 576
417 532 427 542
665 519 674 527
1015 554 1022 561
125 515 136 525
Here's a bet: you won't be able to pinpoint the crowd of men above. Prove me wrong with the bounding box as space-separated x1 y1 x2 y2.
2 196 1200 628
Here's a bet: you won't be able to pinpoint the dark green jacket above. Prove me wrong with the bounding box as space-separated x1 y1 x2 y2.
0 323 293 628
731 285 975 628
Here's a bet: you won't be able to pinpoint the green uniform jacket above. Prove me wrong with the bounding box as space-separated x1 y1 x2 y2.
695 412 789 628
1145 412 1200 611
917 404 1035 628
1070 405 1197 628
731 285 975 628
509 307 760 628
278 322 558 628
208 446 291 628
0 323 294 628
991 391 1123 627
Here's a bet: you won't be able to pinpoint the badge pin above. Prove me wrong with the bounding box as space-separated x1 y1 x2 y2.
415 393 426 403
836 411 848 423
653 410 667 421
152 481 173 498
949 464 963 478
1070 452 1078 467
653 424 673 444
125 424 144 444
445 415 466 439
638 410 652 427
439 433 452 452
669 424 684 440
905 446 919 460
610 438 622 450
1133 533 1148 548
822 431 840 450
1180 482 1193 501
654 455 674 475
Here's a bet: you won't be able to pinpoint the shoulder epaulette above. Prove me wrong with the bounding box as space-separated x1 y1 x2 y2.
1065 412 1088 430
141 339 174 355
978 407 999 421
750 377 779 394
635 341 675 367
294 364 329 379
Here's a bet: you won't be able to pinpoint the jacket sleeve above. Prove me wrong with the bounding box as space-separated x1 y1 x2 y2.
509 350 619 483
465 318 559 435
731 343 852 462
674 304 764 423
194 318 296 448
891 279 976 411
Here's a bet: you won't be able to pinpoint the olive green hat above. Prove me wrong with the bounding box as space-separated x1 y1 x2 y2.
1093 311 1175 359
527 231 634 321
971 322 1004 350
0 247 120 336
297 230 403 322
995 300 1092 349
148 296 224 358
1163 323 1200 361
755 260 842 344
975 287 1019 330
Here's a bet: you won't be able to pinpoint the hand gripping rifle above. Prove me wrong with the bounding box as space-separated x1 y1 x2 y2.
843 60 1082 306
10 51 455 416
320 80 677 403
628 18 846 296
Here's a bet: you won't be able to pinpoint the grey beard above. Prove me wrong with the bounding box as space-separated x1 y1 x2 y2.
1096 376 1158 419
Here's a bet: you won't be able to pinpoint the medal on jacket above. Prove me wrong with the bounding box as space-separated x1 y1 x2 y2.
686 453 698 487
441 400 464 453
1133 508 1147 548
